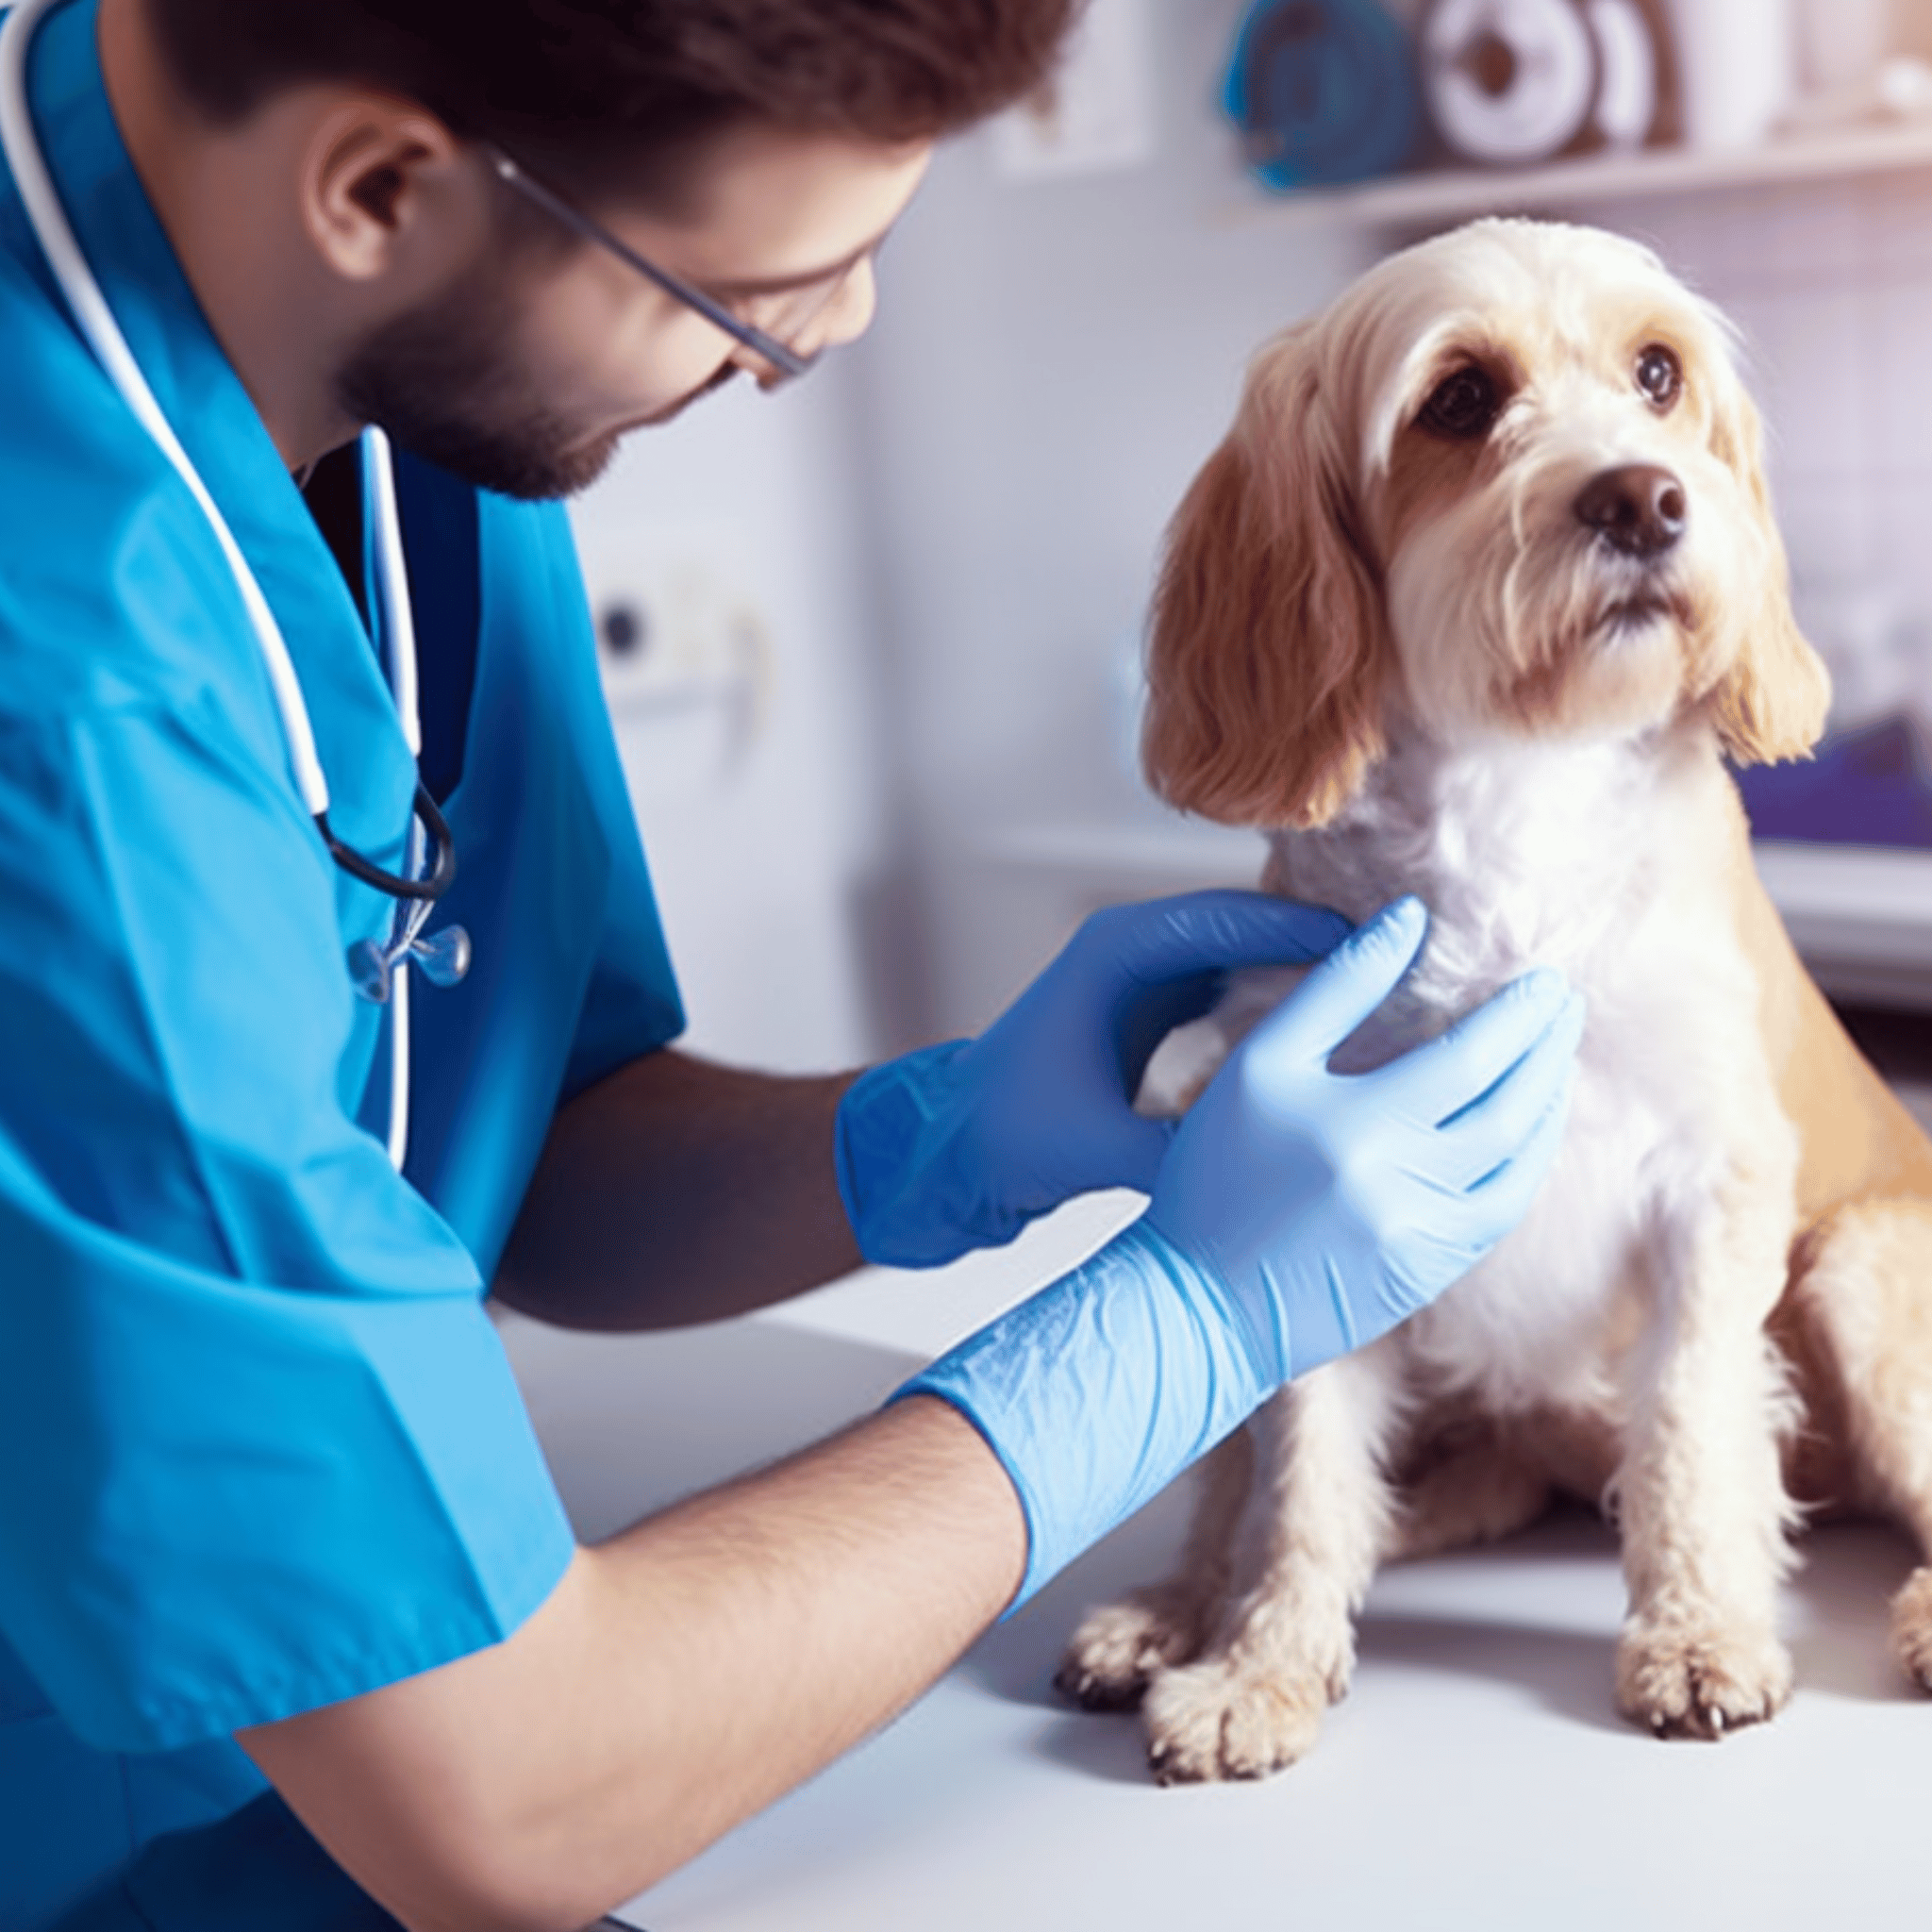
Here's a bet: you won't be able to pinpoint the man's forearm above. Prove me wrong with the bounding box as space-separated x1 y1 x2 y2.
242 1395 1026 1932
497 1048 866 1330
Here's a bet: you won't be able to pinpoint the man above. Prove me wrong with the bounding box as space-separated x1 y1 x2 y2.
0 2 1582 1926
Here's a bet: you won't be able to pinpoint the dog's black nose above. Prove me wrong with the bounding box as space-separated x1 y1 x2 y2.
1574 465 1688 558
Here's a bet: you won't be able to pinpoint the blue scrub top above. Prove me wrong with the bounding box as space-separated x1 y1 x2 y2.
0 3 688 1924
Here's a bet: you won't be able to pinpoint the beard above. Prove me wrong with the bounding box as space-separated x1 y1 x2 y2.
334 265 625 502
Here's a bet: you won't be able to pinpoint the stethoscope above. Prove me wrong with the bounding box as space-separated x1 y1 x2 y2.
0 0 471 1173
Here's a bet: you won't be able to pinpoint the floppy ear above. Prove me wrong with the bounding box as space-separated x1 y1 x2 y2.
1702 362 1832 766
1142 327 1391 828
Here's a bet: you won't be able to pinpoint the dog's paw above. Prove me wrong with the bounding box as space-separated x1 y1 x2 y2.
1616 1619 1792 1740
1141 1656 1332 1784
1890 1567 1932 1691
1055 1589 1210 1712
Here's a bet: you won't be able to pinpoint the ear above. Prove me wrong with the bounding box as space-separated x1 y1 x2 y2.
1142 328 1391 828
302 100 467 284
1703 361 1832 766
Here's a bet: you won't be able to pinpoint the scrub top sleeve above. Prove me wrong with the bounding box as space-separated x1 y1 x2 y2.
0 699 575 1756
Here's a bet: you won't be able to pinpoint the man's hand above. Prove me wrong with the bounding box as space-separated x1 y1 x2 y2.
835 891 1354 1267
903 899 1583 1603
1145 895 1585 1381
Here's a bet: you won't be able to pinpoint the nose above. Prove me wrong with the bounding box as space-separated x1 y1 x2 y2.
1573 464 1688 558
789 259 879 368
743 260 880 391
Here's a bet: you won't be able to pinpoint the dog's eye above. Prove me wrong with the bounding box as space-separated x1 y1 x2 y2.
1419 365 1502 440
1636 344 1683 410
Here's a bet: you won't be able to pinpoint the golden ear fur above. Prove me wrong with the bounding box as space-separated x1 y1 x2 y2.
1703 359 1832 765
1142 328 1390 829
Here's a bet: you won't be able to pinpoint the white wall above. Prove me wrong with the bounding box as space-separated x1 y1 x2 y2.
569 358 885 1074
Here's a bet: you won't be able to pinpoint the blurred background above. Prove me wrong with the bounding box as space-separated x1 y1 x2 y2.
566 0 1932 1082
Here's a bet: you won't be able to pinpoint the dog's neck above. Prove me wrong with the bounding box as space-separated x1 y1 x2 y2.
1262 712 1731 1005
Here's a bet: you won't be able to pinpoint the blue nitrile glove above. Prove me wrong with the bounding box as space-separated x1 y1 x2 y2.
836 891 1356 1267
900 898 1585 1607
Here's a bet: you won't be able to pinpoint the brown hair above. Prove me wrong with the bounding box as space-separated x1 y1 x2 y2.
148 0 1082 203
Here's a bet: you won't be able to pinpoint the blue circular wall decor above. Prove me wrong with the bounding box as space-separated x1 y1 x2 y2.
1224 0 1423 191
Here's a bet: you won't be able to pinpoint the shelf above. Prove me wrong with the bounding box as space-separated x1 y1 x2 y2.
1222 120 1932 232
1753 840 1932 1008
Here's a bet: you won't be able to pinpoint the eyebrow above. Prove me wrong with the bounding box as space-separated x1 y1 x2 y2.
696 224 896 300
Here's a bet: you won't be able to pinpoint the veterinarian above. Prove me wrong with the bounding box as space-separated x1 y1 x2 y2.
0 2 1586 1926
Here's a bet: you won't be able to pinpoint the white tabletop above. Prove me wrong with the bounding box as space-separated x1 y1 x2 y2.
497 1193 1932 1932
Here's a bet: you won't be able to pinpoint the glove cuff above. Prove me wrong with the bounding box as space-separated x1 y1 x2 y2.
893 1219 1271 1612
834 1041 1028 1269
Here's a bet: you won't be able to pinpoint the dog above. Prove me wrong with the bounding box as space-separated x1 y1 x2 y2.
1054 217 1932 1784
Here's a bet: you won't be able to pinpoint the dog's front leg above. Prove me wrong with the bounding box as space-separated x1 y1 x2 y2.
1614 1147 1801 1739
1056 1425 1257 1711
1140 1346 1404 1782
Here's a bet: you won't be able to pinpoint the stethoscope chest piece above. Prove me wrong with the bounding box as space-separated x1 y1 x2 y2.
349 921 473 1006
325 783 472 1004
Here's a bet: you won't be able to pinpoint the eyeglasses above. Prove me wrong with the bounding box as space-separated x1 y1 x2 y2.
484 145 825 382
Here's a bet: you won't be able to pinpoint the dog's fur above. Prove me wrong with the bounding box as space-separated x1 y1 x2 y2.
1056 218 1932 1782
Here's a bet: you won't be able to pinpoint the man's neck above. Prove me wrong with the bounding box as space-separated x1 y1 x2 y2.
94 0 361 470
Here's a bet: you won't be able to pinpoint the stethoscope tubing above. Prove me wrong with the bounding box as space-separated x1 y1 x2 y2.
0 0 429 1170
